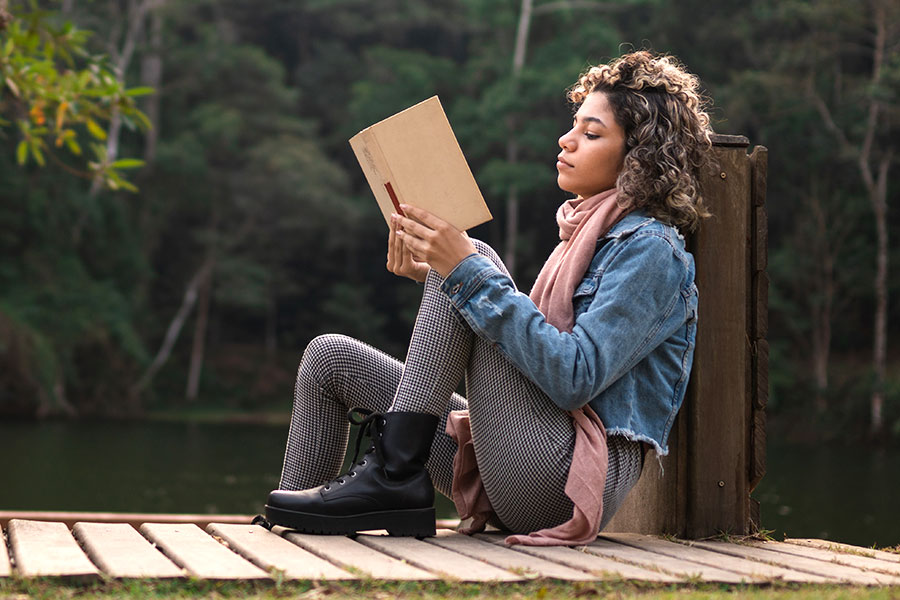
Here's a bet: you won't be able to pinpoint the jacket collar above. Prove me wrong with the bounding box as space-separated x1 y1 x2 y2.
603 211 655 240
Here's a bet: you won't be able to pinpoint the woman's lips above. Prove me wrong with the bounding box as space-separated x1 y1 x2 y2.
557 156 573 170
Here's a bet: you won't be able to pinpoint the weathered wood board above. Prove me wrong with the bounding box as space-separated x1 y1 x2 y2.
474 533 680 583
690 539 898 586
2 516 897 586
745 539 900 581
0 524 11 577
282 529 438 580
72 522 184 579
6 519 99 579
140 523 269 580
599 532 832 584
590 535 759 583
207 523 355 580
427 530 596 581
356 532 521 581
787 538 900 565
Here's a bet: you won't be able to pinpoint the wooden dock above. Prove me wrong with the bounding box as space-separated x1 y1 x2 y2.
2 514 900 584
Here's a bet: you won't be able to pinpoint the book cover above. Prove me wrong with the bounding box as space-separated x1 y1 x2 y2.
349 96 492 232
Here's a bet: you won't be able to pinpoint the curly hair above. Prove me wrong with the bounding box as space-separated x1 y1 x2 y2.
568 51 712 232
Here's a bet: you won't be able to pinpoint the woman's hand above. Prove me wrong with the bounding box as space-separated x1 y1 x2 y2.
392 204 477 279
387 213 431 282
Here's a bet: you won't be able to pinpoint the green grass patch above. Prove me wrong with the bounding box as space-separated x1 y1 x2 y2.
1 578 898 599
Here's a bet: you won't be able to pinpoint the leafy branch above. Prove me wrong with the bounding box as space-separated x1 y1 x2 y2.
0 2 151 191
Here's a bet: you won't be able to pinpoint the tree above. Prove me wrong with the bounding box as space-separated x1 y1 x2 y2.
0 0 149 192
801 0 898 436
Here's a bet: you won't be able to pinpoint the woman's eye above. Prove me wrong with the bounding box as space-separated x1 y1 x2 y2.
584 132 599 140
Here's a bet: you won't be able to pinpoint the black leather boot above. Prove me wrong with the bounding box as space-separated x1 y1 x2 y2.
265 409 440 537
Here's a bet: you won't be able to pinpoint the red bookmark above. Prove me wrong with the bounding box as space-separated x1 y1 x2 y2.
384 182 404 216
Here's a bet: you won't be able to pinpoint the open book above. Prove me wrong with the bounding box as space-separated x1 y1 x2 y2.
349 96 493 232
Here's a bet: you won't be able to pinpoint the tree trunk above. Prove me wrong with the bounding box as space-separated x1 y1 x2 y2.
140 8 164 164
85 0 164 195
185 259 214 401
859 6 889 437
808 189 833 413
869 155 889 435
130 258 214 405
502 0 533 278
810 2 892 437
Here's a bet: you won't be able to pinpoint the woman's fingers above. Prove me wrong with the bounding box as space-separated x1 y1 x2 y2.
390 205 475 278
387 218 399 271
400 204 446 230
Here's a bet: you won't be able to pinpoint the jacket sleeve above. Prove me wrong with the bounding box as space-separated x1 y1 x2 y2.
441 232 689 411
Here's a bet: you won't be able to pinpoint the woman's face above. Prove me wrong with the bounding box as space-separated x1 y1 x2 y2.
556 92 626 198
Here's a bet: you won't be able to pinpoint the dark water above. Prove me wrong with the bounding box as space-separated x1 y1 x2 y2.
1 420 896 548
752 441 899 549
0 419 456 519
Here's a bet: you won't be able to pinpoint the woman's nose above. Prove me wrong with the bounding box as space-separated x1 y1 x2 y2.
558 129 575 150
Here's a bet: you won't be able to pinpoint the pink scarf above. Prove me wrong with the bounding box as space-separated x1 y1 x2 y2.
446 189 628 546
530 188 627 332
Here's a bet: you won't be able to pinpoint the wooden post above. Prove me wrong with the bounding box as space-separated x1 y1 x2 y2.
605 134 768 538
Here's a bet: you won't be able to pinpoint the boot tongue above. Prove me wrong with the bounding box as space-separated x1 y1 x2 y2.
378 412 439 479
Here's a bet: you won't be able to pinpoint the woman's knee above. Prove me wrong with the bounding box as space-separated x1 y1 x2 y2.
297 333 354 383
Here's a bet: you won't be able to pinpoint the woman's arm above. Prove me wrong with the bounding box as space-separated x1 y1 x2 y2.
443 230 691 410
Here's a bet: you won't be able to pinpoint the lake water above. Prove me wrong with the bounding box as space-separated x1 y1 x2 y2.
1 420 897 548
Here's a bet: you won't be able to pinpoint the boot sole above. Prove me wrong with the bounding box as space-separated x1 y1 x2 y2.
264 504 436 538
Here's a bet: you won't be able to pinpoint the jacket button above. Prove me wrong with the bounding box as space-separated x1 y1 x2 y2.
450 283 462 294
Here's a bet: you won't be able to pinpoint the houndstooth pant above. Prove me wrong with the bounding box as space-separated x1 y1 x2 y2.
278 240 644 534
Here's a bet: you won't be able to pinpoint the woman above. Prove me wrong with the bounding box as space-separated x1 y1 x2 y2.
264 51 711 544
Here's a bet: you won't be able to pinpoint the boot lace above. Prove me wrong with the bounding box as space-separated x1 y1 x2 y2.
322 407 384 491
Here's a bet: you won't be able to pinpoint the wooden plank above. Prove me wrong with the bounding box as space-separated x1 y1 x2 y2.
786 538 900 564
752 338 769 412
745 539 900 579
752 205 768 272
686 143 753 537
473 533 679 582
750 145 768 207
599 533 831 584
427 530 596 581
140 523 269 580
0 524 11 577
357 533 521 581
282 530 437 580
689 539 894 585
72 522 184 579
0 510 251 529
752 271 768 339
710 134 750 147
207 523 354 581
749 401 767 491
6 519 99 579
589 536 757 583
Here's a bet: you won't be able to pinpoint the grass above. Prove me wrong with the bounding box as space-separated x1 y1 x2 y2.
2 578 900 599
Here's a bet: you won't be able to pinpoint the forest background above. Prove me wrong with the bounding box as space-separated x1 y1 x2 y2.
1 0 899 445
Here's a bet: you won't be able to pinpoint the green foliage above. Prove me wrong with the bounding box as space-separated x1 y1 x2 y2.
0 1 149 190
0 0 898 437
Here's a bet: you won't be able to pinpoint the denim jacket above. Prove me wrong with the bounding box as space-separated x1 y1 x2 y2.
441 212 698 456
